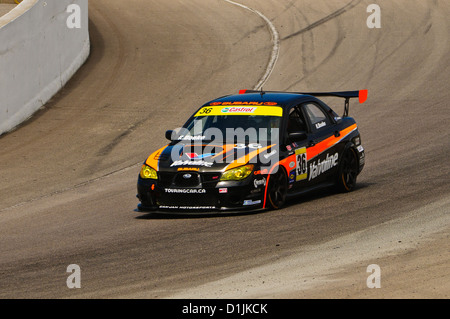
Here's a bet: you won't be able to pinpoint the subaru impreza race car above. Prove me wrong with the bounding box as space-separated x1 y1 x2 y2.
137 89 367 213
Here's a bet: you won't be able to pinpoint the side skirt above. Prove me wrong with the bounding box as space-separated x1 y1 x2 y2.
286 181 336 199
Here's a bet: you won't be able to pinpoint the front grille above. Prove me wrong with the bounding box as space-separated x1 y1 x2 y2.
158 172 176 187
158 171 220 187
174 172 200 187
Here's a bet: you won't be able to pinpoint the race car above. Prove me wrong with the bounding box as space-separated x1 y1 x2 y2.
137 89 367 213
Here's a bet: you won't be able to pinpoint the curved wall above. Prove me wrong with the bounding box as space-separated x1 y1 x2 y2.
0 0 90 135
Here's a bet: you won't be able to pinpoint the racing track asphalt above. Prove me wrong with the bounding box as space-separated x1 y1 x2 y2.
0 0 448 298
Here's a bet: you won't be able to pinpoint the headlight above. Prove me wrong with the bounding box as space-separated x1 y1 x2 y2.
220 164 254 181
140 164 158 179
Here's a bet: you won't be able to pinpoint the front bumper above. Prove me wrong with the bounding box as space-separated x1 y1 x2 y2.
137 174 267 213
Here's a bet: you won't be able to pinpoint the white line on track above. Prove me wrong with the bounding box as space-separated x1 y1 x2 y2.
224 0 280 90
0 2 280 214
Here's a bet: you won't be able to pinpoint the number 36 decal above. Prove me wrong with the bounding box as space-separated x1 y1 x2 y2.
295 147 307 181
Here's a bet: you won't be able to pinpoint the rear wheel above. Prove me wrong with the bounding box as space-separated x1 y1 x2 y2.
267 168 288 209
336 148 359 192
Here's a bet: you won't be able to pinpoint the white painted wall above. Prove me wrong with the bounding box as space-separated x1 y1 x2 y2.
0 0 90 135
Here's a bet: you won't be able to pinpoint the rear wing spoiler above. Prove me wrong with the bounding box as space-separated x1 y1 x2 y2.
239 89 368 117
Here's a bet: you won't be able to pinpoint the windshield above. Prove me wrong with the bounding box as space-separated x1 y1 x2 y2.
177 105 281 143
172 104 283 144
181 114 281 143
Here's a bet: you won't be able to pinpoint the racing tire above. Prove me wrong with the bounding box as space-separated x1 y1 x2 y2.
336 147 359 192
267 167 288 210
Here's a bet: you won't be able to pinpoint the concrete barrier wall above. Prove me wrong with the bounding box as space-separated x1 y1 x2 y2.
0 0 90 135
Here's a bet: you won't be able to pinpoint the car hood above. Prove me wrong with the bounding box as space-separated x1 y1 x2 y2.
145 142 277 172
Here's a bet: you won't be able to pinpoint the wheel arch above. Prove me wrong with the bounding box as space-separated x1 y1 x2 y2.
263 163 289 209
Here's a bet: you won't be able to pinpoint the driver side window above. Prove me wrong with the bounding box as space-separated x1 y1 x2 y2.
287 106 307 133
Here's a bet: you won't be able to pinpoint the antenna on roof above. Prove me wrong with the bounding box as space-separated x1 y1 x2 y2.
259 87 265 97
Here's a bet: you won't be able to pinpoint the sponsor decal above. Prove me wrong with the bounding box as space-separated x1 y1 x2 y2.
358 146 365 165
170 160 213 167
295 147 308 181
209 101 278 106
178 135 206 141
288 170 296 184
254 177 266 188
194 105 283 117
164 188 206 194
315 121 326 129
309 153 339 181
160 205 215 210
177 167 200 171
243 199 261 206
221 107 256 113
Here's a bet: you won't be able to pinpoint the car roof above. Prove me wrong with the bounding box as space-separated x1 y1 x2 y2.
205 92 317 108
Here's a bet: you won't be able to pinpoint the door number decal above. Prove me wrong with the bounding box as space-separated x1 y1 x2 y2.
295 147 307 181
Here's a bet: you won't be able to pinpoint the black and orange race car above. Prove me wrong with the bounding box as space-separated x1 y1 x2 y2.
137 89 367 213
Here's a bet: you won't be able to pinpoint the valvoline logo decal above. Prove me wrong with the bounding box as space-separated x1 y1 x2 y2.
221 107 256 113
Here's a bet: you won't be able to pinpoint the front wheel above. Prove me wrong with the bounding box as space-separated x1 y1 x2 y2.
267 168 288 209
336 148 359 192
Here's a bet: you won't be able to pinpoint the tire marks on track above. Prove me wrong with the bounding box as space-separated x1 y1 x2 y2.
281 0 362 41
224 0 280 90
283 0 361 90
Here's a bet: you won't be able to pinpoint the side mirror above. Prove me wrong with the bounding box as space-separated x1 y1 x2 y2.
166 127 190 141
165 129 175 141
289 131 307 142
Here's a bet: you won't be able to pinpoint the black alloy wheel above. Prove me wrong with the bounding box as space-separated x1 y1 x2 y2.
267 168 288 209
337 147 359 192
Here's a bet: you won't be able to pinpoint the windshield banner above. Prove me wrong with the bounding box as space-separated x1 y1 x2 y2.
194 105 283 117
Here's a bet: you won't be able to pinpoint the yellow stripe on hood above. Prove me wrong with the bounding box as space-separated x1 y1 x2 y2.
145 145 169 170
